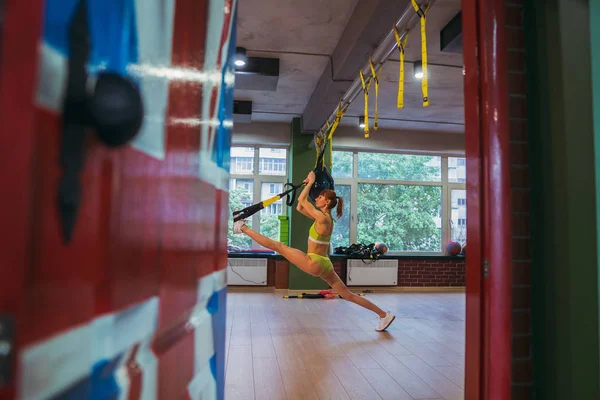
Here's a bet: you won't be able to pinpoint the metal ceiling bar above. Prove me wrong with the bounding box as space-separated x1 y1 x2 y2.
309 0 437 146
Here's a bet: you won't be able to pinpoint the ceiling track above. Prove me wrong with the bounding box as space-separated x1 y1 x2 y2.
310 0 437 146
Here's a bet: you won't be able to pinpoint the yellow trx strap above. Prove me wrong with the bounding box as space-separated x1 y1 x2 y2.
369 58 381 130
411 0 429 107
359 70 373 138
316 102 347 168
394 27 409 109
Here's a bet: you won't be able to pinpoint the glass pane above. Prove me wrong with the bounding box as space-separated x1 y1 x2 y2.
259 148 287 176
357 183 442 252
358 153 441 181
448 157 466 183
230 147 255 175
450 189 467 243
331 185 351 250
259 182 285 242
332 151 353 178
227 179 254 250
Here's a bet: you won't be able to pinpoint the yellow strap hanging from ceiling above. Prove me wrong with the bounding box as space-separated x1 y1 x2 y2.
315 101 347 168
394 27 409 109
368 58 382 131
359 70 373 138
411 0 430 107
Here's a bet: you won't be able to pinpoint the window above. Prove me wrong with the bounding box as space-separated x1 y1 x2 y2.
358 153 441 182
332 151 353 178
448 157 466 183
260 181 284 241
450 189 467 243
357 184 442 252
331 151 466 253
228 147 288 250
331 184 351 249
228 179 254 249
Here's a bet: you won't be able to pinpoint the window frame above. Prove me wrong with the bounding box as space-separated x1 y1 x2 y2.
229 146 289 250
332 150 466 255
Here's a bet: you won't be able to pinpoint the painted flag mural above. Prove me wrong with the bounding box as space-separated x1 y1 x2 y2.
0 0 236 398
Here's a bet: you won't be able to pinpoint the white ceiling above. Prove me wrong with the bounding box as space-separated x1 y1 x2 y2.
234 0 464 134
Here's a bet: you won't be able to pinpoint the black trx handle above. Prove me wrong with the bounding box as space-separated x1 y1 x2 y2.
232 183 303 222
57 0 143 243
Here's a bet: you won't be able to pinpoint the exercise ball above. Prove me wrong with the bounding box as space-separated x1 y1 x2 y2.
445 241 462 256
375 242 388 254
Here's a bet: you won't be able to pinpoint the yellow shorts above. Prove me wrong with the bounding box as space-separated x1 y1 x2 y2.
307 253 334 276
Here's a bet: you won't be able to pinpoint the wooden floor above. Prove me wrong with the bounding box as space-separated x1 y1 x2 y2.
224 288 466 400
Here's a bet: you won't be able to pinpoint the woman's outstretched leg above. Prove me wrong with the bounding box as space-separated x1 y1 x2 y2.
322 270 395 332
233 219 321 276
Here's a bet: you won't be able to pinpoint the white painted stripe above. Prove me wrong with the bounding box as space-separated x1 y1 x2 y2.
115 347 132 400
308 236 331 245
187 361 217 400
35 43 66 112
213 268 227 292
19 297 159 400
18 268 226 400
91 297 159 362
190 308 215 375
135 340 159 400
19 324 93 400
188 269 229 398
199 152 230 192
130 0 176 160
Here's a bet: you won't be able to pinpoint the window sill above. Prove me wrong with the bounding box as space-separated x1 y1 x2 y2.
227 251 465 261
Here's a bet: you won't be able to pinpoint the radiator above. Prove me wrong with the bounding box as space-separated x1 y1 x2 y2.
346 259 398 286
226 258 268 286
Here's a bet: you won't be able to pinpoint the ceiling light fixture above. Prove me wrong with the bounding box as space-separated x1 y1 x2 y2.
234 47 247 68
358 116 366 129
414 60 424 79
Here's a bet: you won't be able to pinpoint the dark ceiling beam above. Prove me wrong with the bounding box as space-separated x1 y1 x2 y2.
301 0 414 132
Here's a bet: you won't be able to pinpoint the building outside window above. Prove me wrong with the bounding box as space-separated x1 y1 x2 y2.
228 147 288 250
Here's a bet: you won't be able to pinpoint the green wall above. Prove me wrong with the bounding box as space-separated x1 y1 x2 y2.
288 118 328 290
527 0 600 398
591 0 600 389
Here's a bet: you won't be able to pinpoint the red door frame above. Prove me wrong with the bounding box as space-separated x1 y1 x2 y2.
463 0 513 399
0 1 45 398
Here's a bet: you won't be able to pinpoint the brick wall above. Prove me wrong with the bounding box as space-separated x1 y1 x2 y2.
397 260 465 287
334 258 465 287
506 0 533 398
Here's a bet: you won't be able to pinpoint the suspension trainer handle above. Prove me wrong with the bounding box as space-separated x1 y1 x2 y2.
232 182 303 222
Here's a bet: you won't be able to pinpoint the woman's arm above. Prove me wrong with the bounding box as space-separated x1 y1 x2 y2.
296 171 327 221
297 171 315 207
296 202 313 219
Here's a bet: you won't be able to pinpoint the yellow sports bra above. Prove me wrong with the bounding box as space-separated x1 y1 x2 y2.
308 220 332 245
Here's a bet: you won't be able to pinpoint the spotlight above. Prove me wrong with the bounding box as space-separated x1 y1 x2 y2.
358 116 366 129
234 47 247 68
414 60 423 79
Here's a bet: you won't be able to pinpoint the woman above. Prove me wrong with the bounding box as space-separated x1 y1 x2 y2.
233 171 395 332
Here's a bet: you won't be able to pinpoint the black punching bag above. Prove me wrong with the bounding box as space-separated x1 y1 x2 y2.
309 149 335 200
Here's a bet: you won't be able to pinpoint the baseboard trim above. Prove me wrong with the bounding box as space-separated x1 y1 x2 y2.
278 286 466 295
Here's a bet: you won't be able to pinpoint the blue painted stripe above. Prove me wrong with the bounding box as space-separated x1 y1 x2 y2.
212 4 237 172
43 0 138 75
52 354 124 400
210 287 228 400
